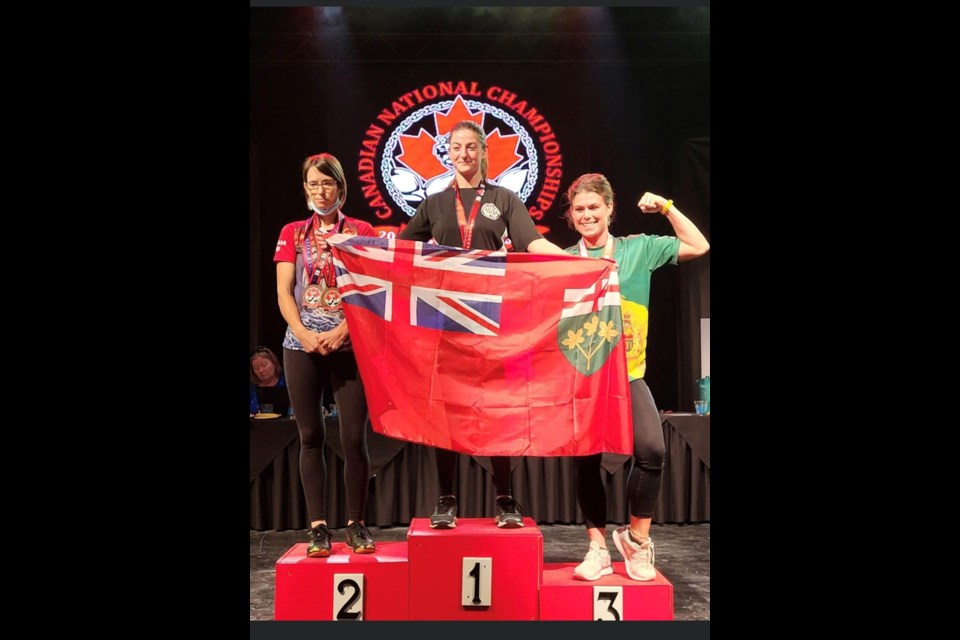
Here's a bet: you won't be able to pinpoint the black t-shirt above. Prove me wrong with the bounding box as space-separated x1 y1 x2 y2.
398 184 542 251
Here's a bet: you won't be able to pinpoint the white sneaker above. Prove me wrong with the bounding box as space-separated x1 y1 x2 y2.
573 541 613 581
612 526 656 581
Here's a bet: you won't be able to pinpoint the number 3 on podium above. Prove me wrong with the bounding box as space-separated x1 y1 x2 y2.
461 557 492 607
594 586 623 621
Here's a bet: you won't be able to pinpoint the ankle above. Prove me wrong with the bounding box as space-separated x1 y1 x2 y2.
629 530 650 545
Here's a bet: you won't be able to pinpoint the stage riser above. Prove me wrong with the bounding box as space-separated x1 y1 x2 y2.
274 518 673 620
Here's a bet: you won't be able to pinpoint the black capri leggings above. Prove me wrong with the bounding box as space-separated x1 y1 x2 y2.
283 347 370 523
574 378 666 527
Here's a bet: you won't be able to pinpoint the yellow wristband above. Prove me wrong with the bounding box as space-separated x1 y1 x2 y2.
661 199 674 215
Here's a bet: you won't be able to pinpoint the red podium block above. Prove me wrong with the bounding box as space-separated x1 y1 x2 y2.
274 541 409 620
540 562 674 620
407 517 542 620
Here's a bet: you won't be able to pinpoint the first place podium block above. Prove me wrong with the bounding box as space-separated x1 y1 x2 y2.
407 517 542 620
275 541 409 620
540 562 674 620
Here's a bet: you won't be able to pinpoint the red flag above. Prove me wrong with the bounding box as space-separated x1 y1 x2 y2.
328 235 632 457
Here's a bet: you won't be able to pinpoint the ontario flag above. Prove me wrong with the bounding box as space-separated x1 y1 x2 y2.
327 235 632 457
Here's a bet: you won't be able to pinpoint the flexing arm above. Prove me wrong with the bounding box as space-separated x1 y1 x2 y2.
637 192 709 262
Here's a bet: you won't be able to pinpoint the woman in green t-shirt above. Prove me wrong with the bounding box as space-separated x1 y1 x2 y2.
562 173 710 582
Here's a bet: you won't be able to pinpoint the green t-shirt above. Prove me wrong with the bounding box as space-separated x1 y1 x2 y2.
565 234 680 380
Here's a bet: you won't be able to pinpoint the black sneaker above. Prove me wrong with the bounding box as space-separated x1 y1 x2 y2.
306 523 332 557
345 521 376 554
429 495 458 529
495 496 523 528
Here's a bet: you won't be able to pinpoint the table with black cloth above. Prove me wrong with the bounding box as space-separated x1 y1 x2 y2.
250 413 709 530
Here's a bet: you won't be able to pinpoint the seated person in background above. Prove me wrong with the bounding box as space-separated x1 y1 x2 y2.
250 346 289 415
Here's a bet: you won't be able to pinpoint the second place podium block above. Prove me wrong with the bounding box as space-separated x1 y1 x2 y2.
274 541 410 620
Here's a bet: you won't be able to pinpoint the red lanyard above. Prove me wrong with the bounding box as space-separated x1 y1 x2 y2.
304 214 344 286
453 181 485 250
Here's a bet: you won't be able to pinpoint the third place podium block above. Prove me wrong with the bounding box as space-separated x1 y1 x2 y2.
407 517 542 620
539 562 674 620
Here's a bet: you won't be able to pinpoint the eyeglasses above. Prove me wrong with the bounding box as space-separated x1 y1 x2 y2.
252 346 270 356
306 180 338 191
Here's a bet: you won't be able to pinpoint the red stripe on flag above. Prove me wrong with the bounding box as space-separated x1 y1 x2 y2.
436 295 500 334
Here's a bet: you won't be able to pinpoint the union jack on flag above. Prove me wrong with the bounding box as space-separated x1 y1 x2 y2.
334 236 507 335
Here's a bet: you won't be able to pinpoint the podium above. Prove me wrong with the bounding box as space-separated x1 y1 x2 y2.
274 519 673 620
408 517 542 620
274 541 409 620
540 562 674 620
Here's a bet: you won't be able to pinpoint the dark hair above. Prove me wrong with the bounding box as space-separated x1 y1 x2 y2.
250 346 283 385
302 152 347 207
562 172 616 229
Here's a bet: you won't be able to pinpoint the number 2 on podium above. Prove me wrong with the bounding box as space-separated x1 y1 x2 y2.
333 573 364 620
462 557 492 607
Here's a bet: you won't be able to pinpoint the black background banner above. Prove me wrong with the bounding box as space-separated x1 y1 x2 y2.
251 6 710 412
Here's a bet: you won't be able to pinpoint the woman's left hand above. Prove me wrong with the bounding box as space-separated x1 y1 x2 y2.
316 323 349 354
637 192 669 214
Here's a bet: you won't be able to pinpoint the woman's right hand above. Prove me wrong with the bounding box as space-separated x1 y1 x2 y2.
295 328 327 354
297 227 329 251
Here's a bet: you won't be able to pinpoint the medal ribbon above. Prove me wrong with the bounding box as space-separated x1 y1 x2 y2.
453 181 485 250
303 213 345 287
578 235 615 260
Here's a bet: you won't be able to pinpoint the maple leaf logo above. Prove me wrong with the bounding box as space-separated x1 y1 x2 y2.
485 129 523 179
396 95 523 183
396 130 447 182
435 96 483 136
376 86 561 219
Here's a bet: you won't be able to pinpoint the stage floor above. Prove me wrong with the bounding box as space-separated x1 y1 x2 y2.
250 522 709 621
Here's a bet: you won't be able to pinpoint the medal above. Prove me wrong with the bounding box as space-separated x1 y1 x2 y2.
301 213 346 311
303 284 323 308
320 287 341 311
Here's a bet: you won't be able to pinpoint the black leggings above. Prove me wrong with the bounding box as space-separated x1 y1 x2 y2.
575 379 665 527
436 449 513 498
283 348 370 523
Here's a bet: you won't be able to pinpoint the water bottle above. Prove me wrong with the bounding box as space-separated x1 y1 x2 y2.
697 376 710 413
